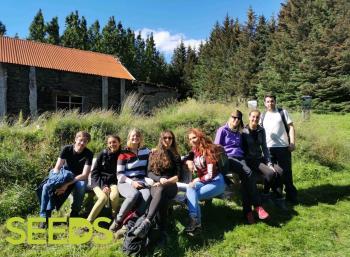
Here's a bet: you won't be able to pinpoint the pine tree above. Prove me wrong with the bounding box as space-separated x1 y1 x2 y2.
183 46 198 97
28 9 46 42
46 17 60 45
61 11 88 50
169 40 187 97
87 20 102 52
0 21 6 36
133 32 146 81
101 16 118 54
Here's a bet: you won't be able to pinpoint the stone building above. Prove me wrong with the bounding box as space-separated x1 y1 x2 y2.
0 36 135 117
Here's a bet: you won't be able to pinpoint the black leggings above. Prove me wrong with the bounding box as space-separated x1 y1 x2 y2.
229 157 262 214
146 183 178 229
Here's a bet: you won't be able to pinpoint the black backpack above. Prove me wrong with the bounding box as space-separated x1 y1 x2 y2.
122 215 149 256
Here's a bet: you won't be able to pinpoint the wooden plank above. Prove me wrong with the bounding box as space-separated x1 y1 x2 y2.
0 63 7 117
29 66 38 117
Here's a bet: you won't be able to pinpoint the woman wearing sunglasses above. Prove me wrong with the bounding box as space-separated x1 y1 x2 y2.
133 130 181 240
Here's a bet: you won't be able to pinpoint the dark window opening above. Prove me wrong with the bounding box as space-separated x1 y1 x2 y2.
56 95 83 112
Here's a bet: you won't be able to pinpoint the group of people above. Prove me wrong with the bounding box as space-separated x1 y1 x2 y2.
38 92 298 242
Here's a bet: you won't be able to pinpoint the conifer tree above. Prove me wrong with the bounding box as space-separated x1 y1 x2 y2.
46 17 60 45
169 40 187 97
61 11 88 50
28 9 46 42
101 16 118 54
88 20 102 52
0 21 6 36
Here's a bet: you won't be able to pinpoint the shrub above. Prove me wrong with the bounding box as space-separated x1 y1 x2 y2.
0 184 38 223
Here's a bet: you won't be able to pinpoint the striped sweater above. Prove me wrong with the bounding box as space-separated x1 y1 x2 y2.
117 147 151 184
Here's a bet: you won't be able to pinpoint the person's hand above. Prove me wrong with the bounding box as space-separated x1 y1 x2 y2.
268 163 276 173
55 184 68 195
288 143 296 152
132 181 143 189
189 178 200 188
153 182 161 187
160 178 168 185
186 160 195 172
102 186 111 194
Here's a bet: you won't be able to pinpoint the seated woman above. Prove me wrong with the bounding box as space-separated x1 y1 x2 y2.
242 110 283 199
214 110 269 224
87 135 122 223
184 128 226 233
133 130 181 239
109 128 151 235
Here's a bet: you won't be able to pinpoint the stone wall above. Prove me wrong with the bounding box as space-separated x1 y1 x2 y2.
127 81 178 113
4 63 125 115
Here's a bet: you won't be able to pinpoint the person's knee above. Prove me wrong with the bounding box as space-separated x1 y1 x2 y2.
42 183 51 192
127 191 140 202
109 191 119 202
97 193 108 204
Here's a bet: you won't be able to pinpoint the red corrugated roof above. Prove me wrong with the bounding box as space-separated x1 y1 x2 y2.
0 36 135 80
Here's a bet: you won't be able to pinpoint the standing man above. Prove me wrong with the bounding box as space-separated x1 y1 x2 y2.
261 93 298 204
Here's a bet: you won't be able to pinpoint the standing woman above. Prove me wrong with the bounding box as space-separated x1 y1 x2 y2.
185 128 226 233
242 110 283 199
110 128 151 234
87 135 122 223
133 130 181 239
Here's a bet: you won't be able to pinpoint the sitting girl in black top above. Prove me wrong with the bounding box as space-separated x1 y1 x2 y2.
133 130 181 239
87 135 121 223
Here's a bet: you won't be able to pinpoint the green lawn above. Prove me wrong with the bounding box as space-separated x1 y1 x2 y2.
0 101 349 257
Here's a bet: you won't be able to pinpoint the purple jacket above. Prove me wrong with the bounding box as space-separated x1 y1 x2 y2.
214 123 245 158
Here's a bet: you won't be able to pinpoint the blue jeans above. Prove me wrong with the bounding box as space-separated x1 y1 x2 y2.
186 173 225 221
39 180 87 218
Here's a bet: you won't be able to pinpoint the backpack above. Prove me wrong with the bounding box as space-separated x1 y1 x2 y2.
122 215 149 256
261 107 290 142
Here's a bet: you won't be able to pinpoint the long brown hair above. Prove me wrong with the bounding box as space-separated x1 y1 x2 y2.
149 130 180 175
188 128 222 163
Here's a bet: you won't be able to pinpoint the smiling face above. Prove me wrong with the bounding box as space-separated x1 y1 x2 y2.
74 135 89 153
249 110 260 129
264 96 276 111
107 136 120 153
188 133 199 148
162 132 173 149
228 114 242 130
130 131 141 146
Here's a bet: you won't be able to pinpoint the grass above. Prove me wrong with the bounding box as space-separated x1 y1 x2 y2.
0 98 349 256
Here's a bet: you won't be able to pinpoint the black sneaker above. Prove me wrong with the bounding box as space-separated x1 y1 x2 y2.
109 220 122 233
133 218 152 239
185 217 201 233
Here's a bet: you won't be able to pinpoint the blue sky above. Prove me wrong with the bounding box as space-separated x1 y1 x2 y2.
1 0 284 60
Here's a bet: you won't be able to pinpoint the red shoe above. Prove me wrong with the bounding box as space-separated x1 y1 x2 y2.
255 206 269 220
246 211 255 224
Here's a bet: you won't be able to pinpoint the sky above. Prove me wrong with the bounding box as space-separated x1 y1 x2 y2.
1 0 284 61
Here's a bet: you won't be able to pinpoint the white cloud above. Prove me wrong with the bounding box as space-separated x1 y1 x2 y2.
138 28 204 57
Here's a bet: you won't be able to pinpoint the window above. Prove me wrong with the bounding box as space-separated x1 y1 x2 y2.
56 95 83 112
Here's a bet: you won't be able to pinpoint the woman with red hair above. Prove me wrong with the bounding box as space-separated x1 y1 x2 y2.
184 128 226 233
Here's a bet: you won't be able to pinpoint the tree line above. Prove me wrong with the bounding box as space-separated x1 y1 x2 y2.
1 0 349 112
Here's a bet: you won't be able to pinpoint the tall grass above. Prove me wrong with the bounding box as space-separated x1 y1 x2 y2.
0 99 349 256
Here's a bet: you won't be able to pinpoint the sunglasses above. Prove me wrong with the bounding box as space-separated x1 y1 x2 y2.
163 136 173 140
231 116 240 120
